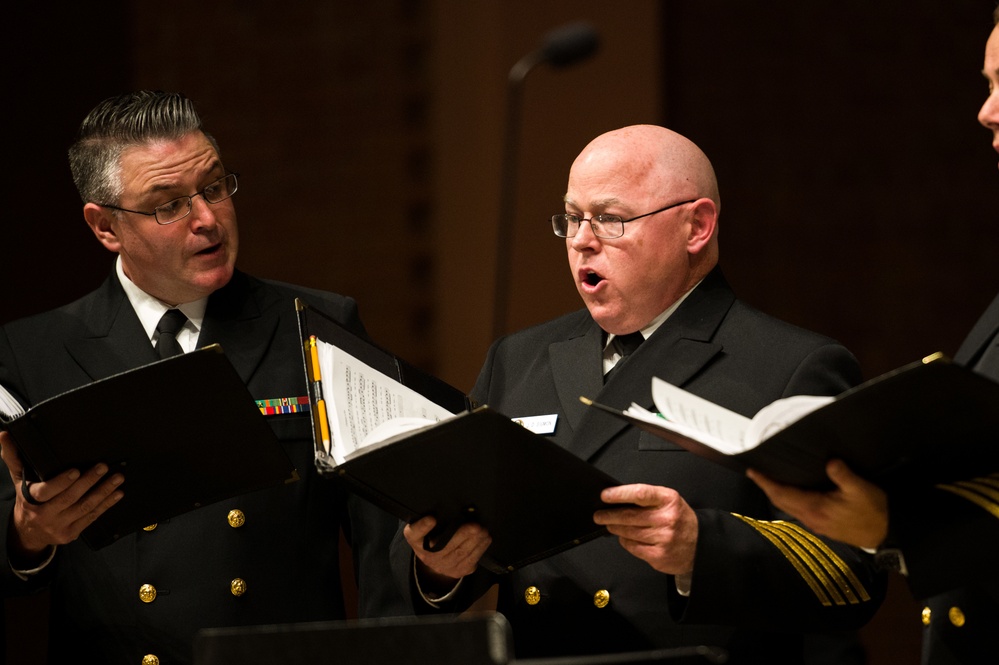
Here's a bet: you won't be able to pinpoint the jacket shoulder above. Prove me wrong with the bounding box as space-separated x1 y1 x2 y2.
723 299 847 352
493 309 593 347
1 282 118 349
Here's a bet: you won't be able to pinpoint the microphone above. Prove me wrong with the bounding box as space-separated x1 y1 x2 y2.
493 22 600 341
541 21 600 68
508 21 600 82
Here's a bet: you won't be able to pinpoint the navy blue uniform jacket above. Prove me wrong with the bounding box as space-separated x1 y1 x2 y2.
0 269 408 664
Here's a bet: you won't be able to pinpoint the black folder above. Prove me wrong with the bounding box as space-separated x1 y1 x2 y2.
333 406 621 573
587 354 999 491
2 345 296 549
295 297 471 472
296 299 622 573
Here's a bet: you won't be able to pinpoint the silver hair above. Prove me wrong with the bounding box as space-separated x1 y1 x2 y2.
68 91 220 205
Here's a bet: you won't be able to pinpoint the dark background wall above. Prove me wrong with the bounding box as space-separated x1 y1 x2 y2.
5 2 999 663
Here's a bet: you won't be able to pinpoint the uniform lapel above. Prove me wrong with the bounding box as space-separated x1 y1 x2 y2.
64 272 159 381
62 270 278 387
550 320 604 436
567 268 736 462
197 271 277 385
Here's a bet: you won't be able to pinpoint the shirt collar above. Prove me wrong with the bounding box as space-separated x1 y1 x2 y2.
115 256 208 343
604 278 703 349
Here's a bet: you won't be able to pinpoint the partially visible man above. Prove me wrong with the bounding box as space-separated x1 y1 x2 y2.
0 91 406 664
394 125 885 664
750 12 999 664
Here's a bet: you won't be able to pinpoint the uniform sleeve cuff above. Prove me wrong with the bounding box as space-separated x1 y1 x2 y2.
11 545 57 581
674 571 692 597
412 554 463 608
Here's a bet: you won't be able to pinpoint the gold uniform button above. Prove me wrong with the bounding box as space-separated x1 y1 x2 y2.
921 607 932 626
948 606 966 628
139 584 157 604
524 586 541 606
231 578 247 597
142 654 160 665
227 509 246 528
142 524 157 532
593 589 610 609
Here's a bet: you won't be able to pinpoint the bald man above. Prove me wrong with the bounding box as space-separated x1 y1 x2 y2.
394 125 884 663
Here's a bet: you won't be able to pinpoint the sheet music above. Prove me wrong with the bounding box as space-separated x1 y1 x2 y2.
649 377 834 454
0 383 24 421
651 377 751 453
316 339 454 465
745 394 832 444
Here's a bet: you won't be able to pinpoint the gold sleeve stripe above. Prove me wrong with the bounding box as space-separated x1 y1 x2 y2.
752 520 856 605
952 479 999 504
753 521 846 606
767 521 872 603
937 475 999 520
732 515 835 606
974 473 999 489
731 514 871 606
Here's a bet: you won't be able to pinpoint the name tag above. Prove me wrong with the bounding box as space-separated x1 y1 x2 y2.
512 414 558 435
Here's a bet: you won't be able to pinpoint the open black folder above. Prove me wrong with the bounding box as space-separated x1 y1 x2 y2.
584 354 999 491
1 346 296 549
296 299 622 574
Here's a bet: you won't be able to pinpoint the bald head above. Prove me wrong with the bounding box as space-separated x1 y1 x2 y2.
563 125 721 334
571 125 720 214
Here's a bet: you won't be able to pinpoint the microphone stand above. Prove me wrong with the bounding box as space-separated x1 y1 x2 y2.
491 22 599 341
491 51 545 342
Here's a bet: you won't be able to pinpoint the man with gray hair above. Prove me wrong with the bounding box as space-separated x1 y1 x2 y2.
0 91 405 664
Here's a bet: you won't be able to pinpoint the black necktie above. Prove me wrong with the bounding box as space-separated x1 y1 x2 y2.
155 309 188 359
604 331 644 383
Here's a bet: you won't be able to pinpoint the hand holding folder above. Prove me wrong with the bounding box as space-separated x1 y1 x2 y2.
583 353 999 491
296 299 623 573
746 459 891 550
1 346 296 550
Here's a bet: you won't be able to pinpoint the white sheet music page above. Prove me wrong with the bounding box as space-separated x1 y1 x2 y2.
744 394 833 444
0 383 24 421
650 377 751 453
315 339 454 465
647 377 834 454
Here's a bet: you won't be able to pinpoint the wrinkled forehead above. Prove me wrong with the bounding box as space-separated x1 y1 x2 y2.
117 133 223 198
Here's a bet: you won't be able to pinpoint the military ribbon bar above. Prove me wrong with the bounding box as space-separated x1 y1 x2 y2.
256 396 310 415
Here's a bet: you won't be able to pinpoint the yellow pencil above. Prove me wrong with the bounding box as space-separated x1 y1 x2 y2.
306 336 333 453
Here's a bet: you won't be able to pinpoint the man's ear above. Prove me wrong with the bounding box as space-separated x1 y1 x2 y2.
686 198 718 255
83 203 122 253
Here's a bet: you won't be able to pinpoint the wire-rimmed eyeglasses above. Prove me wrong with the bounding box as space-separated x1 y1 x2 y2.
551 198 698 239
97 173 239 225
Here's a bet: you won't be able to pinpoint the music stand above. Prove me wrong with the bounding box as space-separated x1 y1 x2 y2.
194 613 514 665
193 612 728 665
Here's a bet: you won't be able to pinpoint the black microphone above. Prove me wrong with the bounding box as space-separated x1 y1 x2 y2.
493 22 600 341
541 21 600 68
508 21 600 84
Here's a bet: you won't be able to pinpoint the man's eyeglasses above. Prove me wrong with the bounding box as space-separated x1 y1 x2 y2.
97 173 239 225
551 198 698 239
